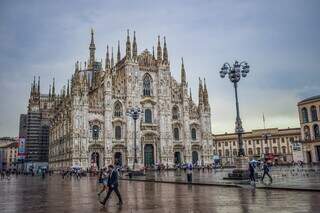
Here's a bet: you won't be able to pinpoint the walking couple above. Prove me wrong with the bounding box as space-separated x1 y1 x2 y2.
98 165 123 206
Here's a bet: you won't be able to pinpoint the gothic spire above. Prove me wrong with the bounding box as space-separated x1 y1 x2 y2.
189 88 192 101
37 76 40 94
126 29 131 59
152 46 155 59
49 84 51 98
163 36 168 64
105 45 110 69
89 28 96 67
111 47 114 67
198 78 203 106
67 80 70 97
203 78 209 106
132 31 137 60
117 40 121 62
157 35 162 61
32 76 36 94
52 78 55 97
181 57 186 84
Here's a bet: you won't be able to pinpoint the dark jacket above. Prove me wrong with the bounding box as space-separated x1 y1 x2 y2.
107 169 119 187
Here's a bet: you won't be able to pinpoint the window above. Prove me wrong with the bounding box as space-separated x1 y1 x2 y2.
272 139 276 144
92 125 100 140
304 126 311 140
218 142 221 147
265 147 269 154
281 138 285 143
314 124 320 139
233 149 237 156
301 107 309 123
114 101 122 117
115 126 121 140
172 106 179 120
225 142 228 146
311 106 318 121
256 147 261 155
248 148 253 155
282 146 286 154
218 150 222 156
191 128 197 140
225 149 230 157
174 128 179 140
256 140 260 145
145 109 152 123
273 147 277 154
233 141 236 146
143 73 152 96
248 140 251 145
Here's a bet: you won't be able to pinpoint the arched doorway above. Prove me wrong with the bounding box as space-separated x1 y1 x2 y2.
91 152 100 169
114 152 122 166
192 151 198 165
144 144 154 167
174 152 181 164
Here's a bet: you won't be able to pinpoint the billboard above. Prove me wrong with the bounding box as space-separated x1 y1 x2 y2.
18 138 26 159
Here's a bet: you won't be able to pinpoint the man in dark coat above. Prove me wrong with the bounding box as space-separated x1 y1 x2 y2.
100 165 123 206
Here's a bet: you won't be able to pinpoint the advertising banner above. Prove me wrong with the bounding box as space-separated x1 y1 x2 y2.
18 138 26 159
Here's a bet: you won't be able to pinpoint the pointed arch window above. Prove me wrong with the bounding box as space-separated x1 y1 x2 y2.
114 101 123 117
143 73 152 96
302 107 309 123
115 126 122 140
172 106 179 120
191 128 197 140
145 109 152 123
174 128 180 141
92 125 100 140
314 124 320 139
311 106 318 121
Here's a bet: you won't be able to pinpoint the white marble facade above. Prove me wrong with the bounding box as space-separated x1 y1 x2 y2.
48 30 212 170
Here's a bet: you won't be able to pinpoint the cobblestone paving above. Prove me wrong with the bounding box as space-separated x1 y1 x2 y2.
0 175 320 213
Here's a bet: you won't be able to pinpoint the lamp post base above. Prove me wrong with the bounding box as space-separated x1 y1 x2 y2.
223 156 250 180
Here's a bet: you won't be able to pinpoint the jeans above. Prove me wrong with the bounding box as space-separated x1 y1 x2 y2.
102 186 122 204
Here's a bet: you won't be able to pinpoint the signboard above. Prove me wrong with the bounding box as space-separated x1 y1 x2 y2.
17 138 26 159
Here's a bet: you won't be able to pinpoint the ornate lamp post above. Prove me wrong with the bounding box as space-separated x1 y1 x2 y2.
220 60 250 156
220 60 250 179
126 106 143 170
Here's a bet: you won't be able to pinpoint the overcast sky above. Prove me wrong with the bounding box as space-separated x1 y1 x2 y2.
0 0 319 137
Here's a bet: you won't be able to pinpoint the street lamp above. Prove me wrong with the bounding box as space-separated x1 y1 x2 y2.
219 60 250 157
126 106 143 170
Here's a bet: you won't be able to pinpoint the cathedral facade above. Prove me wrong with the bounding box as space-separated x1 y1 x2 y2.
48 30 212 170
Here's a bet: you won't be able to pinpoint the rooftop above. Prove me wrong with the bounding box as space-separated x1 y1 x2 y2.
298 95 320 104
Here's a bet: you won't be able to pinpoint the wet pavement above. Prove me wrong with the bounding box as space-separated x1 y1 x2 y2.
132 166 320 190
1 175 320 213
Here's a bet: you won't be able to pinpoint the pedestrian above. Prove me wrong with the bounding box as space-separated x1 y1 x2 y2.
100 165 123 206
248 162 255 186
98 168 109 196
261 162 273 184
186 163 193 184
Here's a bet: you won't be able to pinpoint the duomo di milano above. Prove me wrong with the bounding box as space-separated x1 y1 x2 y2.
43 29 212 170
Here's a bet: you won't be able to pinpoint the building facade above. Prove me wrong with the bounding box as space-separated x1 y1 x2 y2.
0 138 18 171
213 128 301 165
25 77 53 170
298 95 320 163
48 30 212 170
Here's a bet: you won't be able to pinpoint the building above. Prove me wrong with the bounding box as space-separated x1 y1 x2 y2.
48 30 212 170
213 128 301 165
298 95 320 163
24 77 53 171
0 137 18 171
19 114 27 139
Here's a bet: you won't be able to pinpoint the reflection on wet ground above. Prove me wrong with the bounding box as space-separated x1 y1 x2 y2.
0 176 319 213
